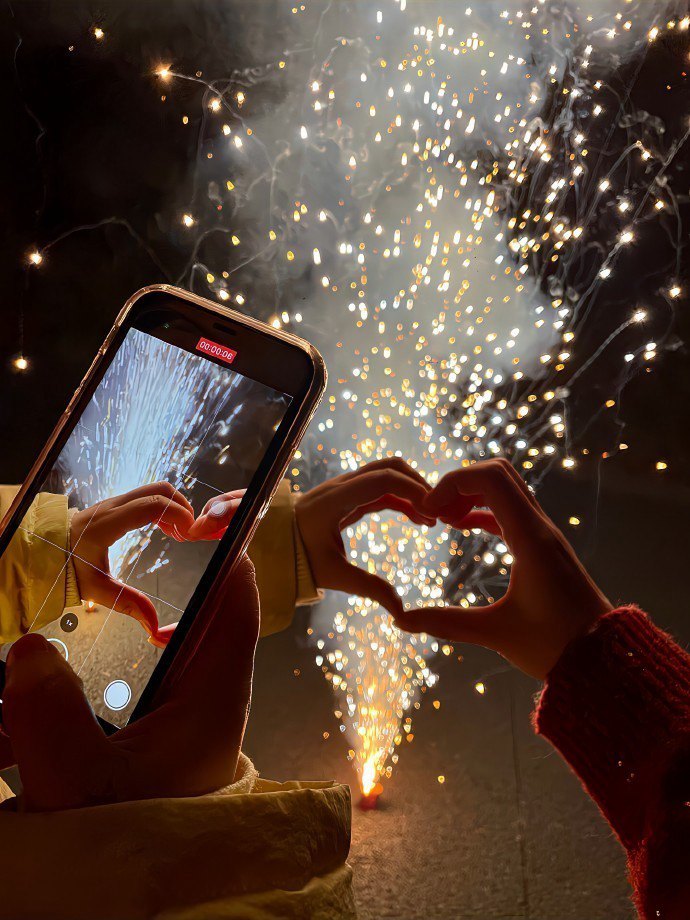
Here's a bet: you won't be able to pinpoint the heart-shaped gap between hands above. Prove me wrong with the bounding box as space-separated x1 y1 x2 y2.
395 460 611 679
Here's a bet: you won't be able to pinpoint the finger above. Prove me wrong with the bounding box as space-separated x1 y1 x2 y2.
499 460 542 510
102 481 194 517
186 524 228 541
148 622 177 648
394 600 505 647
169 556 259 706
187 495 243 540
198 490 246 517
94 575 160 636
95 495 195 545
333 469 431 521
2 635 109 810
82 483 196 541
423 460 539 546
326 556 404 618
340 494 436 530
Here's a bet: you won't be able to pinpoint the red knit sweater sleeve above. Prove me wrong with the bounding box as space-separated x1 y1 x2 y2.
534 606 690 920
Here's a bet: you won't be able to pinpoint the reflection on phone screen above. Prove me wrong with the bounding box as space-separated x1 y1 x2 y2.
0 328 291 727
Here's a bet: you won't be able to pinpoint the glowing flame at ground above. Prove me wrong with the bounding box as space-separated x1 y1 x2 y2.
316 515 446 795
361 757 378 798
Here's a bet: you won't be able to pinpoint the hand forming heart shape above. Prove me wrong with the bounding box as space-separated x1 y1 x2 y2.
71 457 611 679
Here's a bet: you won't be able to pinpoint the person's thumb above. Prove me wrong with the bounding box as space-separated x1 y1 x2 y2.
2 635 110 811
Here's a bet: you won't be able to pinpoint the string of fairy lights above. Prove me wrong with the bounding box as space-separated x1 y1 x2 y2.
12 1 688 796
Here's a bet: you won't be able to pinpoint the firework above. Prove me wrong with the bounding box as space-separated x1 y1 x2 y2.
19 0 688 798
230 1 683 796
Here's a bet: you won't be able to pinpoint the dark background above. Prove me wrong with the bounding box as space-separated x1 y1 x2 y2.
1 3 689 917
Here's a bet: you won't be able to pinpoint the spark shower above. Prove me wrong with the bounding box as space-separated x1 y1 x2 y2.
22 0 688 795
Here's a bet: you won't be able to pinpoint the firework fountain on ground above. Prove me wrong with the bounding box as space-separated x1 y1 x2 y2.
162 1 686 796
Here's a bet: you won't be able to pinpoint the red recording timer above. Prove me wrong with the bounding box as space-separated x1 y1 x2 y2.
196 336 237 365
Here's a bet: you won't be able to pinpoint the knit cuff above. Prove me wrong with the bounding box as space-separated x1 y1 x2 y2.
208 752 258 797
534 606 690 848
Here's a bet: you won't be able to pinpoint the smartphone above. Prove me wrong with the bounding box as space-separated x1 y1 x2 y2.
0 285 325 732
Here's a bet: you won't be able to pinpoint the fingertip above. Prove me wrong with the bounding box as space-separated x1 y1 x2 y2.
186 519 202 539
112 583 160 636
176 489 195 514
375 588 404 620
175 512 195 537
147 634 167 648
233 553 257 584
212 554 258 611
6 633 55 670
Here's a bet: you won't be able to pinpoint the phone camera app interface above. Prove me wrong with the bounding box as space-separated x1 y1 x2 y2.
0 327 290 726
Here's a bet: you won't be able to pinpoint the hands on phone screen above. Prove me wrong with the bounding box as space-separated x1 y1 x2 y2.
70 482 196 646
0 557 259 810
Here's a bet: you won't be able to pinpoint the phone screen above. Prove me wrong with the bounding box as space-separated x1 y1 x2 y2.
0 324 292 727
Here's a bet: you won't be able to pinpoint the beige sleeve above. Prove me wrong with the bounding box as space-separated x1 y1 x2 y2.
248 480 322 638
0 757 354 920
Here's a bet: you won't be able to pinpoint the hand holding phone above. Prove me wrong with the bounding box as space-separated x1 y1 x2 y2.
0 557 259 810
0 285 325 732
